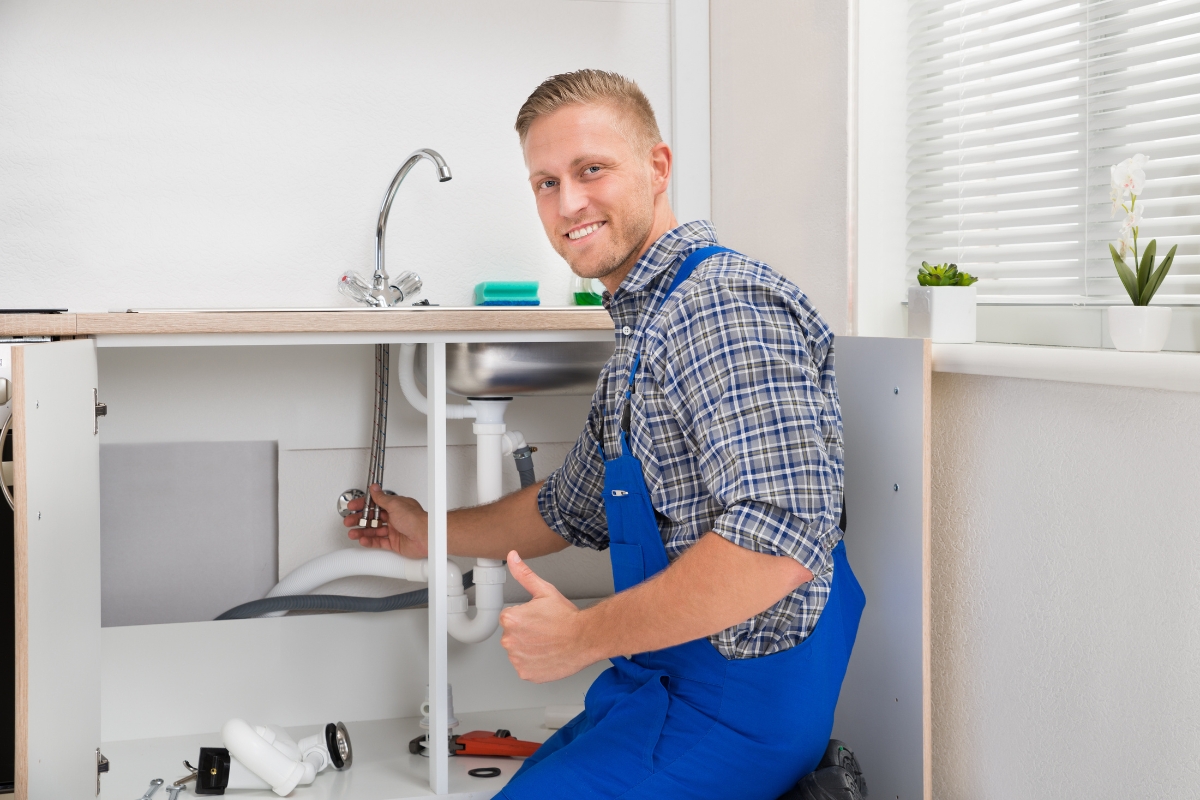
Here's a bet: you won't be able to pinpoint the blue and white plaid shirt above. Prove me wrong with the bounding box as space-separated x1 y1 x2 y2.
538 221 844 659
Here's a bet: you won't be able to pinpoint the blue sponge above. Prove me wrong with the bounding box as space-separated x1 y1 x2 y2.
474 281 540 306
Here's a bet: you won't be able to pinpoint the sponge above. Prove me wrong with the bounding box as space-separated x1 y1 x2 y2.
474 281 540 306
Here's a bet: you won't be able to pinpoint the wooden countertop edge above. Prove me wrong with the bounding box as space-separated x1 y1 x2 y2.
0 309 615 336
0 314 78 337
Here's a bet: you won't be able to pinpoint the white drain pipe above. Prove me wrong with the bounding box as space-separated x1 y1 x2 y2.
396 348 511 642
453 398 511 643
261 347 511 642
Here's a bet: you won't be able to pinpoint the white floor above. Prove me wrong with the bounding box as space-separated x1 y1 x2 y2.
101 707 554 800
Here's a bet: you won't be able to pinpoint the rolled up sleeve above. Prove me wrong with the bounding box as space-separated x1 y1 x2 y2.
536 405 610 550
654 279 844 579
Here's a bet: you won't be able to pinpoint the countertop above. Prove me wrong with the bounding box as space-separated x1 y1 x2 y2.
0 307 614 338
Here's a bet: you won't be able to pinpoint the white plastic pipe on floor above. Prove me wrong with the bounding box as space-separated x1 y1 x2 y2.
223 719 335 796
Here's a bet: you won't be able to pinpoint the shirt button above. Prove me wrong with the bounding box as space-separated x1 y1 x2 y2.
621 325 632 336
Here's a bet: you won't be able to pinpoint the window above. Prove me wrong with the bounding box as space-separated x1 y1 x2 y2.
907 0 1200 304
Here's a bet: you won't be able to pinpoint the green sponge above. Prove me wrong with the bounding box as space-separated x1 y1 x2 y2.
474 281 540 306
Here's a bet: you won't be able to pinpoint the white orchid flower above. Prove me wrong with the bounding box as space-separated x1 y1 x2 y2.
1124 205 1143 232
1111 154 1149 199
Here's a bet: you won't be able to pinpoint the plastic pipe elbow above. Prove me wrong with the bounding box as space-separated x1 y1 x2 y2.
420 559 465 597
446 602 502 644
222 719 308 797
501 430 528 454
398 344 475 419
446 559 506 643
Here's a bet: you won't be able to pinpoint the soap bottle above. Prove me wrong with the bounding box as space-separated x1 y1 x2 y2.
571 275 604 306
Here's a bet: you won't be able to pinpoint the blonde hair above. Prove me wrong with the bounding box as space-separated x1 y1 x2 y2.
515 69 663 152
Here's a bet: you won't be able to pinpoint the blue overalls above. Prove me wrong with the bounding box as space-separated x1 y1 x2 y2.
499 247 866 800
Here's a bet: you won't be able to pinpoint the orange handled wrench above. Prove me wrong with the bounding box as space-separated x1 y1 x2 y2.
452 729 542 758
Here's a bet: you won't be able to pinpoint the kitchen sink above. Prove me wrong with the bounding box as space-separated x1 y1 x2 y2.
414 341 615 397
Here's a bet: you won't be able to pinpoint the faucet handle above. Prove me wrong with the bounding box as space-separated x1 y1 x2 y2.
338 270 375 306
389 271 423 305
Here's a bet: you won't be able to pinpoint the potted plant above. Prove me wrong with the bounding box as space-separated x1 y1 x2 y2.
1107 154 1177 352
907 262 979 343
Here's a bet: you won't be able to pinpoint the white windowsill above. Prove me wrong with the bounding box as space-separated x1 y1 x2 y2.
931 342 1200 394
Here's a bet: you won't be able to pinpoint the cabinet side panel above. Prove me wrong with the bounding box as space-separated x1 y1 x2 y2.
12 348 27 800
15 340 102 799
832 336 929 800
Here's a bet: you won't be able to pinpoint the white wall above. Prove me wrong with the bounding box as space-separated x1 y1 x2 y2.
710 0 853 336
931 373 1200 799
0 0 670 311
855 0 908 338
0 0 673 617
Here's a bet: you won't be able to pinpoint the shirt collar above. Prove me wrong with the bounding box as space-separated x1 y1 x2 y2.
613 220 720 301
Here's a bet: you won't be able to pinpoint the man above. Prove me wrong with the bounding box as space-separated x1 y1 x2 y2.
346 70 864 800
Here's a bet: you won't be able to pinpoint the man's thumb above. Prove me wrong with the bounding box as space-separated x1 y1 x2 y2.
508 551 556 598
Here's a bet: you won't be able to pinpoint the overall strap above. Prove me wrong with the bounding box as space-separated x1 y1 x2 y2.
617 245 733 455
658 246 731 312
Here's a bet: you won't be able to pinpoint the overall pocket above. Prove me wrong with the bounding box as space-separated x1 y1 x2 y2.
608 542 646 587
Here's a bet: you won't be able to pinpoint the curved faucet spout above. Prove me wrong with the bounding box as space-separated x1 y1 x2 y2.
371 148 452 307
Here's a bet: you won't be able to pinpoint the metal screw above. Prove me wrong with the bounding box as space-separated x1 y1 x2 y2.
894 387 899 394
893 484 899 492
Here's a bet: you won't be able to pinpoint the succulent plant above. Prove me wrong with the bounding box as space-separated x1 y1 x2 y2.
917 261 978 287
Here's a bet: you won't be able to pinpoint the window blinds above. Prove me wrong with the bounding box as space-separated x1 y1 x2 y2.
907 0 1200 303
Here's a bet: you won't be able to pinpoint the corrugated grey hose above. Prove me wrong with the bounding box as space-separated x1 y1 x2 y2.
216 570 475 620
513 445 537 489
216 444 539 621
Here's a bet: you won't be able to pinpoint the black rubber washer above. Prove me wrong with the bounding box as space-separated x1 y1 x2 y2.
468 767 502 779
325 723 344 769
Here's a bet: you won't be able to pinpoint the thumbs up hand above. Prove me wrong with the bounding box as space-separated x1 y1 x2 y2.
499 551 595 684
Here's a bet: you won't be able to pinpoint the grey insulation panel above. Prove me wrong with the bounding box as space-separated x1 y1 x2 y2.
100 441 278 626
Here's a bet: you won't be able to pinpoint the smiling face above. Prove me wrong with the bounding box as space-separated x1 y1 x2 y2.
523 102 675 291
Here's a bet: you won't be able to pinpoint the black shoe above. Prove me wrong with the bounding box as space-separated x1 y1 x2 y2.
780 766 864 800
776 739 868 800
816 740 867 796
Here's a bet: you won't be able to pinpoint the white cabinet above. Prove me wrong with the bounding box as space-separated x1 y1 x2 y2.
9 322 932 800
8 314 615 800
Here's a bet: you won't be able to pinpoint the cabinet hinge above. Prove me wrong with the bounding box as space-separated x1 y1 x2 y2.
94 388 107 435
96 748 109 795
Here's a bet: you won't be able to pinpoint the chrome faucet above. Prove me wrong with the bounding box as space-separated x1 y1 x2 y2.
339 148 452 307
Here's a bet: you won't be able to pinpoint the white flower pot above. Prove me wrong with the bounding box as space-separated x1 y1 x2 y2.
1107 305 1171 352
907 285 977 343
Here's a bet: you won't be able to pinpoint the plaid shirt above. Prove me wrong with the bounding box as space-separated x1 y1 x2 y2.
538 221 844 659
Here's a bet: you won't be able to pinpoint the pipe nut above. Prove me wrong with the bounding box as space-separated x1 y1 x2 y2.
472 565 508 585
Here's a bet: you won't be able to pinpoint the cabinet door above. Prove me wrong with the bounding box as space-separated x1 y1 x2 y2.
13 339 102 799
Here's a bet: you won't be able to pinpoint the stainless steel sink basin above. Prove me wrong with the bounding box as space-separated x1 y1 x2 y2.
415 341 615 397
